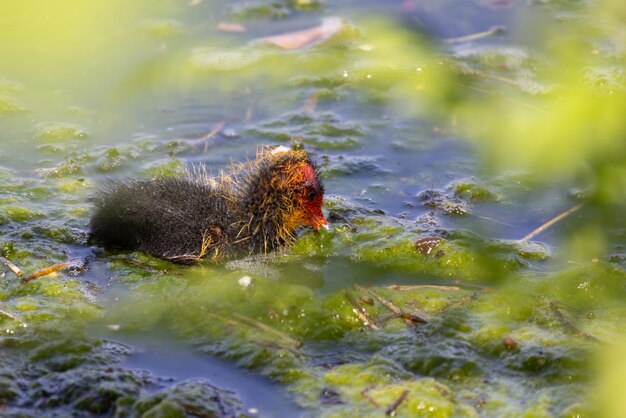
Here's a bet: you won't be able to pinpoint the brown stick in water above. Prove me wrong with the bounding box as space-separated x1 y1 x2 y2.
345 291 379 330
385 389 409 416
22 259 83 283
520 203 584 242
361 385 380 407
356 286 427 324
0 256 24 279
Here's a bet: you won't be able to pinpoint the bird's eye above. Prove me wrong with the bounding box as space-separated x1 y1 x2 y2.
307 190 317 201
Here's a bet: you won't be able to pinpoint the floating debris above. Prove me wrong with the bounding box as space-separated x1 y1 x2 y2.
253 17 343 50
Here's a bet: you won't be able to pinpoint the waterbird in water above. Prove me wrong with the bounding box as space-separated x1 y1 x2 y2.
90 147 327 263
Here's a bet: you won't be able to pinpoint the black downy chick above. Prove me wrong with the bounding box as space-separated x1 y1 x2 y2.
90 147 327 263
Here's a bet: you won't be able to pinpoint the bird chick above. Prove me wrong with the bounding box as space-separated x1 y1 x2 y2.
90 147 327 263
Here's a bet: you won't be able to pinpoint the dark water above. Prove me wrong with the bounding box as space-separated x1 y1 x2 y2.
111 331 305 418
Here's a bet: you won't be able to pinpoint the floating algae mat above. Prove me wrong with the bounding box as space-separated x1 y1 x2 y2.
1 0 626 417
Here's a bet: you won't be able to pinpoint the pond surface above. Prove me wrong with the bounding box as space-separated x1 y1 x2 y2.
110 330 305 417
1 0 625 417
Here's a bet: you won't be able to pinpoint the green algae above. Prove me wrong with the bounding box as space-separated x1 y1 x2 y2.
0 95 25 114
0 147 616 417
31 224 87 245
246 113 367 150
0 268 246 418
3 333 147 416
3 206 43 222
98 147 126 172
83 202 591 416
451 181 499 203
141 159 186 178
418 189 470 216
33 122 89 142
116 380 246 418
95 253 610 417
40 152 93 178
56 178 90 194
97 146 142 173
0 1 624 416
291 198 549 282
74 195 601 417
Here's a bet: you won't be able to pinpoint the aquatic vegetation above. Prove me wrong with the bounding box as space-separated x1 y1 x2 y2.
0 0 625 416
33 122 88 142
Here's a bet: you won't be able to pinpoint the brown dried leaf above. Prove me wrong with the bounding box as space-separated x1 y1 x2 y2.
217 22 247 33
254 17 342 50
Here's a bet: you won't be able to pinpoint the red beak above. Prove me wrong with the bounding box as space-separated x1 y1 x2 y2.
308 209 329 231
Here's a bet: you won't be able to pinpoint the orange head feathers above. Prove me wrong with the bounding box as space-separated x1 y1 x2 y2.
294 162 327 231
237 147 328 249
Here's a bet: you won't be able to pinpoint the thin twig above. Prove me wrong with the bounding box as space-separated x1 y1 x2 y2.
22 259 82 283
361 385 380 407
444 26 506 44
205 312 296 346
344 291 379 330
232 312 301 348
356 286 427 324
0 256 24 279
386 284 462 291
198 121 226 142
472 213 515 228
385 389 409 416
0 307 21 322
204 310 303 352
464 68 521 88
1 256 86 283
204 310 244 328
549 301 599 342
520 203 584 242
193 121 225 153
464 84 549 115
433 292 482 316
375 313 398 328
